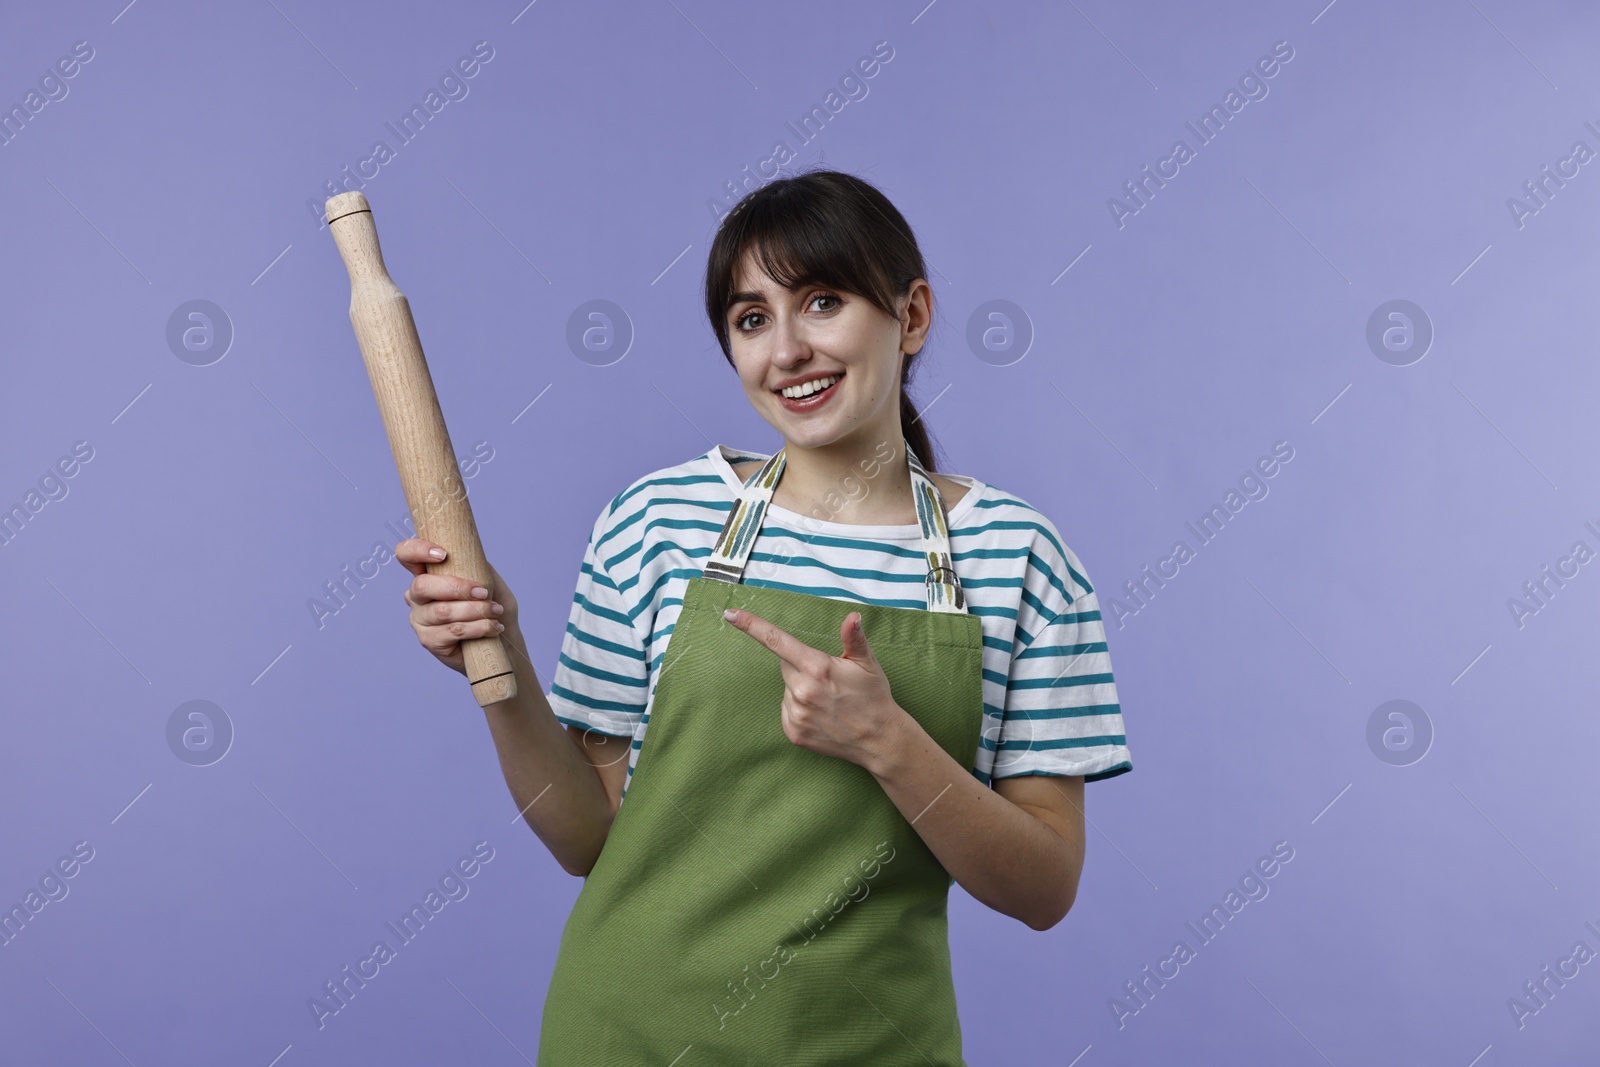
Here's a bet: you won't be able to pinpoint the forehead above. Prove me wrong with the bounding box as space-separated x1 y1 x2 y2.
729 249 782 294
729 246 826 302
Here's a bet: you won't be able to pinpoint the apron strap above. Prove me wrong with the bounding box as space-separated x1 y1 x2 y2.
702 443 967 614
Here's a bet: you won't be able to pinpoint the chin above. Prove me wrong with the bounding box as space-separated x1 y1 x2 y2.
784 421 867 451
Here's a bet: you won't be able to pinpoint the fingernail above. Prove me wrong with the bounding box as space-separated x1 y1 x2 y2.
491 603 504 615
428 547 445 560
723 609 737 622
472 586 488 599
494 621 505 632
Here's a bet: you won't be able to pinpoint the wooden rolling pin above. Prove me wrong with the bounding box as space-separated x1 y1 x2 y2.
325 190 516 707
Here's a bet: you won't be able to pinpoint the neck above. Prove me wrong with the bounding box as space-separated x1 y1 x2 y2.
775 431 913 526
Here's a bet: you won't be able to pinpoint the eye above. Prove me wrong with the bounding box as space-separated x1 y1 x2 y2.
731 291 843 335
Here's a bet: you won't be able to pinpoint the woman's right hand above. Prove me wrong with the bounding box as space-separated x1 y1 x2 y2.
397 539 516 676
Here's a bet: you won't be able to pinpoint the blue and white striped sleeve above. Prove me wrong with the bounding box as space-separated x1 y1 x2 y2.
545 499 650 738
994 520 1133 783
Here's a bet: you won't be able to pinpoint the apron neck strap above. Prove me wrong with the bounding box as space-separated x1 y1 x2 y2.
702 443 967 613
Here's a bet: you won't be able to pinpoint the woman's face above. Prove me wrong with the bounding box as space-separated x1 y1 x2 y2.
724 249 927 454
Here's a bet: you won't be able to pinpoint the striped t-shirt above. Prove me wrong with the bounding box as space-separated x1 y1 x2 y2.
546 444 1132 805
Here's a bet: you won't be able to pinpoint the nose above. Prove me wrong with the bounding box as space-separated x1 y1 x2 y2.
766 310 812 370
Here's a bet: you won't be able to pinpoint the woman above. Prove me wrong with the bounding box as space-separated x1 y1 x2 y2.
396 169 1133 1064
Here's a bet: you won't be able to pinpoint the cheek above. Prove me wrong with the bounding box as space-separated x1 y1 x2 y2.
854 370 890 405
730 356 764 394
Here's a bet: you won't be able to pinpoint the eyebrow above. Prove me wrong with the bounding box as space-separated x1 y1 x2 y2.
726 279 827 312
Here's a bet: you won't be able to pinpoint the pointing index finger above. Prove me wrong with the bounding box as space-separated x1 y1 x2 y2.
723 607 812 667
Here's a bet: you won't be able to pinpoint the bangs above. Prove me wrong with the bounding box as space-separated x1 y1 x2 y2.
726 214 894 313
705 175 904 356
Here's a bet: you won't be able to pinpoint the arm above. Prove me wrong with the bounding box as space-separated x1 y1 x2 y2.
481 625 630 877
397 540 626 878
717 604 1087 929
866 710 1085 931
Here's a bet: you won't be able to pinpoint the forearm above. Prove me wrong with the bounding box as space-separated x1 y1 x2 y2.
478 624 614 876
867 708 1081 930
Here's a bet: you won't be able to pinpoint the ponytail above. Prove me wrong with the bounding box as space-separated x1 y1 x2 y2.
899 363 937 473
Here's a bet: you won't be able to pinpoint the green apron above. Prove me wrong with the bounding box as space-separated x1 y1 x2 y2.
538 444 985 1065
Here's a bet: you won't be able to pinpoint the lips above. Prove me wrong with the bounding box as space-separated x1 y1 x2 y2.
774 372 843 398
776 372 843 412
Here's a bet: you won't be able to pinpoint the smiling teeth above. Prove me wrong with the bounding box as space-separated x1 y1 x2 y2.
781 374 840 399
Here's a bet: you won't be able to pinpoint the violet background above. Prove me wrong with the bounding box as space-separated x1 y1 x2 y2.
2 0 1597 1063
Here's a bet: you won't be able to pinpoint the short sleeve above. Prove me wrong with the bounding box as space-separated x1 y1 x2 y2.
994 521 1133 783
545 499 650 738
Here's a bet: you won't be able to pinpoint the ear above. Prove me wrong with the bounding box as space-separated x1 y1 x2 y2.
898 278 933 353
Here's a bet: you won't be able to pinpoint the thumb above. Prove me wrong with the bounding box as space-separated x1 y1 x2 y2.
841 611 876 663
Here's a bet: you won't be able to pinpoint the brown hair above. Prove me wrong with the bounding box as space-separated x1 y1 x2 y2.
702 167 942 472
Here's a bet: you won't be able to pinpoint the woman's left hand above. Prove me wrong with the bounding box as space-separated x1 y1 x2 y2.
721 606 906 771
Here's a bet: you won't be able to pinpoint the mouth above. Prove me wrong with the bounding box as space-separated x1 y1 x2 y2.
775 372 843 412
